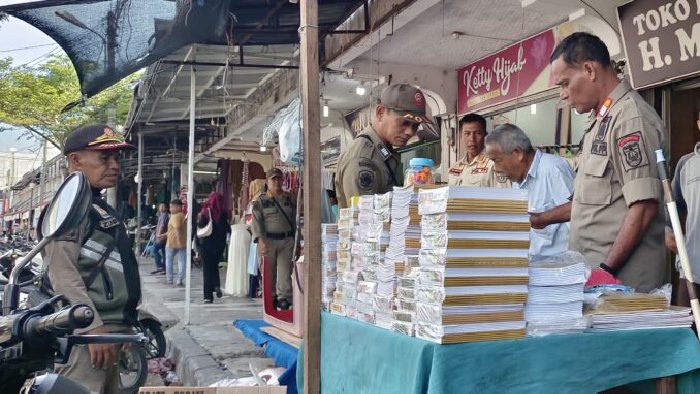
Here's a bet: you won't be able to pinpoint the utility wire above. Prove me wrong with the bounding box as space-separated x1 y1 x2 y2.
0 43 58 53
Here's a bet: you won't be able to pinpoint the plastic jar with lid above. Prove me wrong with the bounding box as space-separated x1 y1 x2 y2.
405 158 435 186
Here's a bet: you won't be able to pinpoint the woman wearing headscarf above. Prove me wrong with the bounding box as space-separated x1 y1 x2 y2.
197 186 231 303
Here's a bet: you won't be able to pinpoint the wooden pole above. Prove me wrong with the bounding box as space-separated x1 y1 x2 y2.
300 0 321 393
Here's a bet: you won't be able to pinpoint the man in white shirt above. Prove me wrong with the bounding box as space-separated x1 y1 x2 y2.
485 123 575 260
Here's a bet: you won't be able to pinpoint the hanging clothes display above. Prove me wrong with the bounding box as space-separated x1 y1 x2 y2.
321 168 334 191
225 219 251 297
239 160 251 217
217 159 233 215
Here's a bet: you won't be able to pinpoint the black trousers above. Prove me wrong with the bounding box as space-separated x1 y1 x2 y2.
202 246 223 300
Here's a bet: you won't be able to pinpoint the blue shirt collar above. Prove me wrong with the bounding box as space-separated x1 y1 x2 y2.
520 150 542 186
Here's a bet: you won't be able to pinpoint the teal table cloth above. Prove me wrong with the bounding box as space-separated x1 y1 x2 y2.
297 312 700 393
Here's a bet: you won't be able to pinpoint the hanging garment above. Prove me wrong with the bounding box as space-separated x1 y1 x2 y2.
225 222 251 297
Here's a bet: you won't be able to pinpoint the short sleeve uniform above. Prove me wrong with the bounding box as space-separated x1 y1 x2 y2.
569 80 666 292
447 151 510 188
336 126 401 208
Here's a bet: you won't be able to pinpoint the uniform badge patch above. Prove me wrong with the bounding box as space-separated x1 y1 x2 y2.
357 170 375 191
497 174 508 183
93 204 110 218
591 116 611 156
471 167 488 174
616 131 648 171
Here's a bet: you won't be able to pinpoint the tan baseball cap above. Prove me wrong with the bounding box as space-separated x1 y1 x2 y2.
379 84 430 124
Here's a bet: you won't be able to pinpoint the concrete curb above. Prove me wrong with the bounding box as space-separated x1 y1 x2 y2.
166 326 236 386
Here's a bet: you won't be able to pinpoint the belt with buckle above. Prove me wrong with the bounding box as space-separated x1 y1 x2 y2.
266 231 294 240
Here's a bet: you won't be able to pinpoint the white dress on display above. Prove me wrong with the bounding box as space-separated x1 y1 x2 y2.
225 222 251 297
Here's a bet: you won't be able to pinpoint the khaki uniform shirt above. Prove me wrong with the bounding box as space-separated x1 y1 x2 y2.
570 80 666 292
251 192 297 241
336 126 401 208
447 151 510 187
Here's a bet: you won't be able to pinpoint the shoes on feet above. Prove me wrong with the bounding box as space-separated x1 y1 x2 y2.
150 269 163 275
277 299 291 310
166 280 173 285
175 281 183 287
203 299 213 304
215 287 223 298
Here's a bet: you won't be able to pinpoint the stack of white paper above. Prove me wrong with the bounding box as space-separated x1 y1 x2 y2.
414 186 530 344
525 255 588 337
587 307 693 332
321 224 339 311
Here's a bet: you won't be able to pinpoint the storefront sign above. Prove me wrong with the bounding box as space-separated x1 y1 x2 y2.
344 106 372 137
457 29 556 115
618 0 700 89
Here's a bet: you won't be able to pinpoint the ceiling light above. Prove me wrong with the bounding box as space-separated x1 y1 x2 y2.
356 85 366 96
260 146 267 152
193 170 217 174
530 104 537 115
323 102 329 118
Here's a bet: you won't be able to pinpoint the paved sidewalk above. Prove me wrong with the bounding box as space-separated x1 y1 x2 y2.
137 255 275 386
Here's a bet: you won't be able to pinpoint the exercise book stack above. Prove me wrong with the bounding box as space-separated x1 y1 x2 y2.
321 223 339 311
586 291 693 331
350 195 380 323
525 252 588 336
329 206 357 317
368 192 393 329
415 186 531 344
383 185 421 335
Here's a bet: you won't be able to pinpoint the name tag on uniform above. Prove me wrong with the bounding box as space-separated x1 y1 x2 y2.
99 218 120 229
471 167 487 174
449 164 465 175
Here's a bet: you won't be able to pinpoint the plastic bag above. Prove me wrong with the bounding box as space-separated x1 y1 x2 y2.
262 97 302 164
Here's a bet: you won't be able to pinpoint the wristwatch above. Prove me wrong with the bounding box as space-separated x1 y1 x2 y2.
599 262 618 276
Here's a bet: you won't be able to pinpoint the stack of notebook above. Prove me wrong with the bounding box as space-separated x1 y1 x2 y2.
364 192 393 330
345 195 384 323
587 307 693 331
330 207 357 317
321 223 339 311
586 291 692 331
414 186 530 344
525 254 588 336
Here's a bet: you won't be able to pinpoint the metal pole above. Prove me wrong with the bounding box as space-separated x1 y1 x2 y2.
135 133 143 256
656 149 700 338
40 140 46 209
106 106 118 208
185 64 196 325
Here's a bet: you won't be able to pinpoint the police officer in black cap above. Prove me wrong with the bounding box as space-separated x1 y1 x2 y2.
251 168 297 310
39 124 141 393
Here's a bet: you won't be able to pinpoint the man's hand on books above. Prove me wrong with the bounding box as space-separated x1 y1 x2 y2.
585 267 622 288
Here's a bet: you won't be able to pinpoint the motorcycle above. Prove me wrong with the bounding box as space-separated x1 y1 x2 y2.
0 172 146 393
118 309 169 393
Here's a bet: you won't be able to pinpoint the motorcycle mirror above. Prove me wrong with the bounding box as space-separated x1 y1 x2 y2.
41 172 92 239
2 172 92 315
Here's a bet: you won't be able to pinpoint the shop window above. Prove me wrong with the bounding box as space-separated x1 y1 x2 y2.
484 97 560 146
398 140 441 182
570 110 590 147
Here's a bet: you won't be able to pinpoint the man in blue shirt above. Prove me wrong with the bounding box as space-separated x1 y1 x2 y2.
485 123 575 260
665 102 700 306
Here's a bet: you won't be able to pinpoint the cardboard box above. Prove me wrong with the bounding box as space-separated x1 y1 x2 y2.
138 387 287 394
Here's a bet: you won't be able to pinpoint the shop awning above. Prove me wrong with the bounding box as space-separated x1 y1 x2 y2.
1 0 366 97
